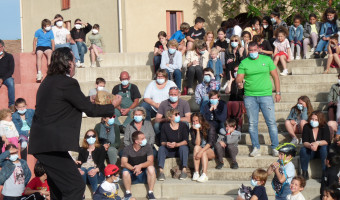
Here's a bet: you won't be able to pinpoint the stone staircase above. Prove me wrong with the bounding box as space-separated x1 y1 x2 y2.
74 53 334 200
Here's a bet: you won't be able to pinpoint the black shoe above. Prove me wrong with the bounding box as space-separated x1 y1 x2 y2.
124 193 132 200
119 125 126 133
314 53 320 59
302 170 309 180
147 192 157 200
231 162 239 169
320 51 327 58
216 162 224 169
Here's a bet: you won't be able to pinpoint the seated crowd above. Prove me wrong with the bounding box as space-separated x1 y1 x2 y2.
1 7 340 200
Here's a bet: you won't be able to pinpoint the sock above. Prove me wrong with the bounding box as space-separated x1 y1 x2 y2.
126 190 131 194
38 70 42 74
148 191 153 194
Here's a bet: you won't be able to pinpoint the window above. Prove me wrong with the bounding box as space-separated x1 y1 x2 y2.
166 11 183 39
62 0 70 10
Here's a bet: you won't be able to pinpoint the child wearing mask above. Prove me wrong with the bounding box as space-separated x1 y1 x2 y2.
12 98 35 161
267 143 296 200
287 176 306 200
32 19 54 81
314 8 338 59
303 13 321 59
285 96 313 145
323 34 340 74
213 28 228 69
289 15 304 60
0 109 19 153
273 26 291 76
207 48 223 82
88 24 104 67
0 144 31 199
238 168 268 200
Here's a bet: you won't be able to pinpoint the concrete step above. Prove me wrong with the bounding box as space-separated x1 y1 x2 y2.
287 58 326 68
280 74 338 84
74 65 154 82
292 66 340 75
280 83 332 93
178 195 236 200
83 52 153 67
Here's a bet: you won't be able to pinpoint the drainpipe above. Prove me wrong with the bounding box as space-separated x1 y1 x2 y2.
19 0 24 52
118 0 123 53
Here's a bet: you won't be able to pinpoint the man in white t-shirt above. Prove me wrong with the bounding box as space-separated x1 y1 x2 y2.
52 14 81 67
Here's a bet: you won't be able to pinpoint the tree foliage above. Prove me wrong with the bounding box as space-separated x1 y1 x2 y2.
223 0 340 24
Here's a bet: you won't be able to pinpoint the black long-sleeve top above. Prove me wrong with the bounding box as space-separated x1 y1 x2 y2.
0 52 14 81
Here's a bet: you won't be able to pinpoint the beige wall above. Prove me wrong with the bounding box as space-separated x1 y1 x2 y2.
22 0 119 53
123 0 226 52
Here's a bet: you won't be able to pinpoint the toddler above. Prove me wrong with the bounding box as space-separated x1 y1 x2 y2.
286 176 306 200
207 48 223 82
0 109 19 152
324 34 340 73
303 13 321 59
88 24 104 67
273 26 291 76
289 15 304 60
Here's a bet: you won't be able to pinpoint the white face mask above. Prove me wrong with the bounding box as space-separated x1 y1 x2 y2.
75 24 82 30
263 25 269 29
56 21 63 27
92 29 99 34
97 86 105 91
45 26 51 31
338 79 340 84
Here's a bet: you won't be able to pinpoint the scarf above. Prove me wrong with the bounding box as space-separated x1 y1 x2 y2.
99 123 115 145
168 51 175 65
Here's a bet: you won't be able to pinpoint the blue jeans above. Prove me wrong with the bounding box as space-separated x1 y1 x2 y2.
154 55 162 73
300 145 328 171
244 96 279 149
3 77 15 106
76 42 88 63
200 96 210 114
140 102 157 121
315 39 329 53
158 145 189 169
55 43 80 62
165 69 182 89
275 185 291 200
81 167 104 192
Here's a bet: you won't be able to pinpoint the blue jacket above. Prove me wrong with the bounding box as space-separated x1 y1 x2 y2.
12 109 35 138
0 150 31 186
169 30 185 43
288 25 304 41
319 22 338 38
286 107 308 122
93 182 121 200
207 59 223 80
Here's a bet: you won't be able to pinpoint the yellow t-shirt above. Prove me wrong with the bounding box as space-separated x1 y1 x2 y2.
310 24 318 34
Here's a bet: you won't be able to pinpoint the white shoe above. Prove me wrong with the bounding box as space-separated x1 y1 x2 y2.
197 173 208 183
76 60 81 67
90 63 96 68
37 73 43 81
97 56 103 62
272 149 279 157
280 69 288 76
290 137 299 145
310 48 315 52
188 88 194 95
250 147 261 157
296 56 301 60
82 112 87 118
192 172 199 181
80 63 85 68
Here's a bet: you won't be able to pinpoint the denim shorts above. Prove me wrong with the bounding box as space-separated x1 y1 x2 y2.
122 168 147 184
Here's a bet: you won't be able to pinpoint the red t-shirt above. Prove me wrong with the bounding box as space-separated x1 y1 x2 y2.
22 177 49 195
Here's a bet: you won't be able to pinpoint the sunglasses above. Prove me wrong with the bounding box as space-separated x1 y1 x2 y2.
85 135 96 139
170 87 179 90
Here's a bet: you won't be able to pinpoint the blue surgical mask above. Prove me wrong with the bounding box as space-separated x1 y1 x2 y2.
271 18 276 23
108 118 115 125
249 52 259 59
200 51 205 55
113 177 120 183
169 96 178 103
18 109 27 115
204 75 211 83
310 120 319 128
121 80 129 86
297 104 303 111
134 115 143 123
9 154 18 162
174 115 181 123
210 99 219 105
194 123 201 129
86 137 96 145
234 72 237 78
168 48 176 54
250 179 258 187
156 78 165 84
231 42 238 48
140 139 147 147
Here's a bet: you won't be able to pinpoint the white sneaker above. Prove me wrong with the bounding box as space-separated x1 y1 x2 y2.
90 63 96 68
296 56 301 60
290 137 299 145
76 60 81 67
272 149 279 157
197 173 208 183
97 56 103 62
192 172 199 181
280 69 288 76
37 73 43 81
188 88 194 95
249 147 261 157
82 112 87 118
80 63 85 68
310 48 315 52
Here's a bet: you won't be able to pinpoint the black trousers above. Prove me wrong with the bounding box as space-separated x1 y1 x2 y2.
21 192 45 200
34 152 85 200
186 65 203 88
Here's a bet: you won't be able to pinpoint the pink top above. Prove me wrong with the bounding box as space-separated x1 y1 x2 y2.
273 38 290 53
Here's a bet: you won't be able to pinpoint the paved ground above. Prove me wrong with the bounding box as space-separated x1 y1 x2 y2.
3 40 21 54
